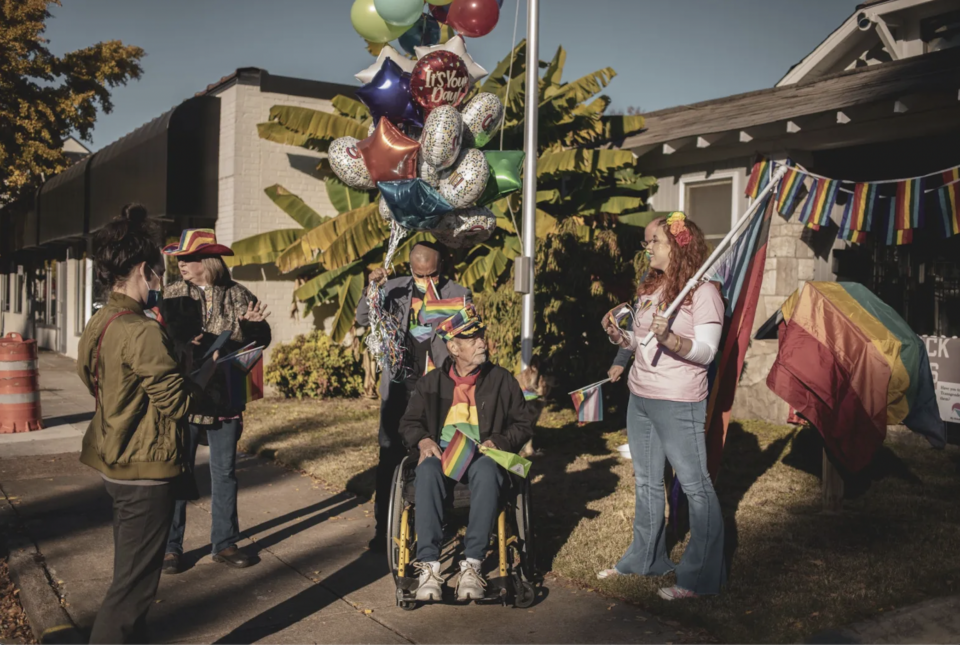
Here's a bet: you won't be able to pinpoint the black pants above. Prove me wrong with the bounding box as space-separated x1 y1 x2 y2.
374 380 415 535
89 481 175 644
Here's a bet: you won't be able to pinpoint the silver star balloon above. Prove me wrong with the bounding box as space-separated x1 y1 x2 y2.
354 45 416 85
414 35 488 85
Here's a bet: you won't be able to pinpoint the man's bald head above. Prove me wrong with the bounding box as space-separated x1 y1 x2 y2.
644 217 665 245
410 241 443 279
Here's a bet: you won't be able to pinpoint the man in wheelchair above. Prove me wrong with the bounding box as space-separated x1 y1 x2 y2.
398 304 532 602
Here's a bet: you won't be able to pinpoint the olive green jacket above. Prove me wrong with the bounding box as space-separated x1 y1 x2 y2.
77 292 196 480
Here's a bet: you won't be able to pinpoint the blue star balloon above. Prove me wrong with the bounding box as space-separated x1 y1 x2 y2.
378 179 453 231
356 58 423 128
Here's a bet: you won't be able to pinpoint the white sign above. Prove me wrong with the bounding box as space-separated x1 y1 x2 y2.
922 336 960 424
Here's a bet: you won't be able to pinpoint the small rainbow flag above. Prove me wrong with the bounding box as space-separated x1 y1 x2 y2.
850 182 878 236
838 198 867 243
223 354 264 408
570 382 604 426
894 177 924 237
418 280 466 326
776 167 805 217
798 178 840 230
882 197 913 245
441 430 477 481
937 168 959 238
745 157 771 199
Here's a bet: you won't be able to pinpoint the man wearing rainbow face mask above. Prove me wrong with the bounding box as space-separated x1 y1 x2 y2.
356 241 471 552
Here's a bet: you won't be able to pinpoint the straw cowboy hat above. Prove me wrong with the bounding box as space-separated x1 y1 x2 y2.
162 229 234 257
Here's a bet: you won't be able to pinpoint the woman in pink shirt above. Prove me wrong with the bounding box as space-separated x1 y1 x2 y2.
599 212 726 600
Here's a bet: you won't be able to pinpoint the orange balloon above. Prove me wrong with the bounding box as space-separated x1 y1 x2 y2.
356 119 421 185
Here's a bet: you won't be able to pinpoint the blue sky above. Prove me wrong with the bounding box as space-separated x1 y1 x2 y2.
45 0 863 151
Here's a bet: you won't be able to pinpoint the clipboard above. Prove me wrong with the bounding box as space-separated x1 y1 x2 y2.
202 330 232 361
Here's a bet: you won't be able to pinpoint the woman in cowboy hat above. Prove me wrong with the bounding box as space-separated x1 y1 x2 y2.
158 229 272 574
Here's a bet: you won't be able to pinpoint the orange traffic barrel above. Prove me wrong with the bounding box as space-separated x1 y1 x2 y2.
0 332 43 433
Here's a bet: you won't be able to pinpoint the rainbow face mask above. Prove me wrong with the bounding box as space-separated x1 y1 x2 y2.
413 276 438 294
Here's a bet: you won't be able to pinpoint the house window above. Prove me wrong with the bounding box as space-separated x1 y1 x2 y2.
681 177 736 241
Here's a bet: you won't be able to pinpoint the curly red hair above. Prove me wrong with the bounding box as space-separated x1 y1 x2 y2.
637 216 710 306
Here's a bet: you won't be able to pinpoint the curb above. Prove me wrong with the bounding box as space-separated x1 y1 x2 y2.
1 492 84 644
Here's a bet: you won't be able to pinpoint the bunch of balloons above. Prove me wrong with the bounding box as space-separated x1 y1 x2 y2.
337 0 523 250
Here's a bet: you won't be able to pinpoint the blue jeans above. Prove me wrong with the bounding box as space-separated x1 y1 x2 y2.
165 419 242 556
616 395 726 595
414 455 503 563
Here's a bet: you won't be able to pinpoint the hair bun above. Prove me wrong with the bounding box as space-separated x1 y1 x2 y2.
120 203 149 228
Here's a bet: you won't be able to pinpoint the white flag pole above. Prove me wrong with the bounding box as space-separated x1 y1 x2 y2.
567 377 612 396
639 164 789 348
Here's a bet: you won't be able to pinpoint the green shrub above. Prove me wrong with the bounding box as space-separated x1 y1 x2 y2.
265 329 364 399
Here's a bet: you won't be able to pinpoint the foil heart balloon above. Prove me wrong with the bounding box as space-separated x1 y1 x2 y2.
328 136 375 189
356 118 420 185
461 92 503 148
410 51 470 113
378 179 453 231
432 206 497 249
419 105 463 170
439 148 489 208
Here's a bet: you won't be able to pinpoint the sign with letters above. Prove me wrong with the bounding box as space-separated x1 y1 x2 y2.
922 336 960 423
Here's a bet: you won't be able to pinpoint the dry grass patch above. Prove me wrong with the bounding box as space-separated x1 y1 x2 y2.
241 397 380 497
242 396 960 642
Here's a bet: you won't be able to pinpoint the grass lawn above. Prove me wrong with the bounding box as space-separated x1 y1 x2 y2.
242 395 960 643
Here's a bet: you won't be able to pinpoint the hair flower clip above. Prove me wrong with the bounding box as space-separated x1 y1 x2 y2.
666 211 692 247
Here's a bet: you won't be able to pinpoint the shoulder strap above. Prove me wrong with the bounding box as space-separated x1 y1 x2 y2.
92 310 134 409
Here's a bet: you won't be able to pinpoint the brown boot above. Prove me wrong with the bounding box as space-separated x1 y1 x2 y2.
212 546 252 569
161 553 180 575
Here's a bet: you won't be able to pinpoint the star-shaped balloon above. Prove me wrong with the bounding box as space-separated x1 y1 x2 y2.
354 45 416 84
356 58 423 128
357 118 421 185
477 151 524 207
378 179 453 231
415 35 488 85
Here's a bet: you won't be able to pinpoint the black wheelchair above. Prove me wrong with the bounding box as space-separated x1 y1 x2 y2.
386 455 538 610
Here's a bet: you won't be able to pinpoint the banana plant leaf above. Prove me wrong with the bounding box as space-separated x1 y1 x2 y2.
256 122 312 149
320 206 393 271
537 149 635 178
267 106 368 147
618 211 672 227
276 238 318 275
265 184 327 229
295 261 362 305
331 96 371 124
301 203 378 258
326 176 371 214
225 229 304 267
330 270 366 343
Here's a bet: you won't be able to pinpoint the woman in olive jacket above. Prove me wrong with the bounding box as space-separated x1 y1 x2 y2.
77 205 210 644
158 229 271 573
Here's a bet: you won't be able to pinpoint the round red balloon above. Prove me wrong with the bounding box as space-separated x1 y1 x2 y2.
410 51 470 111
447 0 499 38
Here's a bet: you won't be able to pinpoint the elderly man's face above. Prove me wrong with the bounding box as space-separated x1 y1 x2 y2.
449 333 487 372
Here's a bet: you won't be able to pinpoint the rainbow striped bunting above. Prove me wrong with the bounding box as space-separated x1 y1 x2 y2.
776 167 805 217
882 197 913 245
937 168 959 238
894 178 924 237
745 158 771 199
798 178 840 230
570 382 603 426
441 430 477 481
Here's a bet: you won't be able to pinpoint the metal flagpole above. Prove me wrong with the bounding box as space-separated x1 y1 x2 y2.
517 0 539 371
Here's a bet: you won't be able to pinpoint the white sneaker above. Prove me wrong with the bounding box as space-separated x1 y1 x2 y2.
456 559 487 601
413 561 443 602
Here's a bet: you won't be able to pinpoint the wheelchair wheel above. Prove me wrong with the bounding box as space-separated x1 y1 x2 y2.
513 579 536 608
387 457 412 577
514 477 537 580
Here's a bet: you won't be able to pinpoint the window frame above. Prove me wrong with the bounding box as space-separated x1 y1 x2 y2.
677 169 740 241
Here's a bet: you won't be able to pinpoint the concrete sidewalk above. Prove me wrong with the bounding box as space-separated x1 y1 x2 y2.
0 353 683 644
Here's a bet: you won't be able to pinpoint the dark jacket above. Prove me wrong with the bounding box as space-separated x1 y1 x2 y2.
78 292 199 480
355 276 471 401
161 279 271 423
399 359 532 456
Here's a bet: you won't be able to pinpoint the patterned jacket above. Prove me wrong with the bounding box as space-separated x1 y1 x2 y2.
160 280 272 424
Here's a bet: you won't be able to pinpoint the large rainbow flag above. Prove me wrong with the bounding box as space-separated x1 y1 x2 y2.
767 282 944 472
409 279 467 344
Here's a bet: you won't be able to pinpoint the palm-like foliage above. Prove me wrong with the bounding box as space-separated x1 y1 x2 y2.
230 41 658 342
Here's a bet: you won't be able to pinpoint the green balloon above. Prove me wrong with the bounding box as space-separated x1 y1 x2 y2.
351 0 409 43
477 151 525 207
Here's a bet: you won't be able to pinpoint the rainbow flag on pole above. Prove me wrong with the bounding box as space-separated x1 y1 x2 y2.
570 381 605 425
776 167 805 217
937 168 959 238
418 280 467 326
441 430 477 481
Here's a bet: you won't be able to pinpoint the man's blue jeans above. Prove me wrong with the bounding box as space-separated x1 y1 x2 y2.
615 395 726 595
165 419 242 556
414 455 503 563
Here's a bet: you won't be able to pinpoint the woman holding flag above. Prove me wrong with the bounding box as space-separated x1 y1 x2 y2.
599 212 726 600
158 230 272 574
